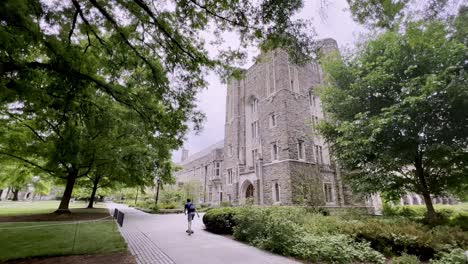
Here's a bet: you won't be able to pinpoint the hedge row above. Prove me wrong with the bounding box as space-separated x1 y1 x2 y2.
203 207 468 263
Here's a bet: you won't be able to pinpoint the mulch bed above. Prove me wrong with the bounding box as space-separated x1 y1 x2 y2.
0 209 110 223
1 252 136 264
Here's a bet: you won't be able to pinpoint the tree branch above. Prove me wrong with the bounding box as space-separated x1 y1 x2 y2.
69 9 79 44
0 150 55 174
88 0 162 76
131 0 198 61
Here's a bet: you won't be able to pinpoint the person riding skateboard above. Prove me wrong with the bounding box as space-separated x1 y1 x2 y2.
184 199 199 235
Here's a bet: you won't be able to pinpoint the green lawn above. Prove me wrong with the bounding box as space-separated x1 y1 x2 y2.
0 220 126 261
0 201 105 216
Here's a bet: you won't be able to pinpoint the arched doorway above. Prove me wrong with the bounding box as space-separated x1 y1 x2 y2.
246 184 254 199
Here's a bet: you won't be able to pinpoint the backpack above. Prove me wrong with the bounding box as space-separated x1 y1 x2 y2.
188 203 196 213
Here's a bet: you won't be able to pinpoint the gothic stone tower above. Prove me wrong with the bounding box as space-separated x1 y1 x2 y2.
222 38 350 206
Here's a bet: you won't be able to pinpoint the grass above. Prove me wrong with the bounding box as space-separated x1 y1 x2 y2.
0 201 127 261
0 201 105 216
0 220 126 261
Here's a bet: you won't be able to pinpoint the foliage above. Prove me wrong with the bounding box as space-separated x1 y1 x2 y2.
205 207 385 263
431 248 468 264
291 165 325 209
319 16 468 222
392 254 420 264
180 181 201 204
204 206 468 262
347 0 461 29
220 201 232 207
202 207 239 234
382 204 468 231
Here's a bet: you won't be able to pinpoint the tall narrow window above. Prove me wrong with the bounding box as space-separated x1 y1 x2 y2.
309 91 317 107
215 162 220 176
251 98 258 114
252 149 258 165
324 183 334 203
227 168 233 184
272 143 279 161
275 182 280 202
319 146 324 164
209 187 212 201
251 121 258 139
298 140 305 160
270 113 276 128
315 145 320 164
228 144 233 157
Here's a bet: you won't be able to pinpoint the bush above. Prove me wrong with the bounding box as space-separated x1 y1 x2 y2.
392 254 420 264
203 206 468 263
346 218 436 260
207 207 385 263
159 202 179 209
431 248 467 264
450 212 468 231
220 201 232 207
290 234 385 263
202 207 239 234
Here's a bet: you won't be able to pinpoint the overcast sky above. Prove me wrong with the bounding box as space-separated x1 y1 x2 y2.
172 0 367 163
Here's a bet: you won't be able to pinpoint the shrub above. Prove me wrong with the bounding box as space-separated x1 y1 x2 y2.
341 218 436 260
431 248 467 264
392 254 420 264
159 202 179 209
220 201 232 207
202 207 239 234
290 234 385 264
450 212 468 231
232 207 384 263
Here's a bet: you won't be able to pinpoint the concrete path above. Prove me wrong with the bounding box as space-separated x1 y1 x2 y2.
108 203 301 264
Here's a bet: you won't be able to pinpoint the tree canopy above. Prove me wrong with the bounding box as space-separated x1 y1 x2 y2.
347 0 462 29
319 11 468 221
0 0 314 211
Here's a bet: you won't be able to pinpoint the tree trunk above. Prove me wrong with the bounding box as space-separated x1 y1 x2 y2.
0 189 3 201
415 157 438 223
56 168 78 213
135 187 139 205
87 179 99 209
6 187 11 200
12 189 19 201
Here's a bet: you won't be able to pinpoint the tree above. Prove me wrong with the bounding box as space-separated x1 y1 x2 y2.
0 160 36 201
291 166 325 210
346 0 461 29
318 16 467 222
0 0 314 212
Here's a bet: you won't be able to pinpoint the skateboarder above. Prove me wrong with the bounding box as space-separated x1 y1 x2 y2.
184 199 199 235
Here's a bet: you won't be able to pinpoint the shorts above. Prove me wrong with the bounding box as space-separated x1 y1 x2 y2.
187 213 195 222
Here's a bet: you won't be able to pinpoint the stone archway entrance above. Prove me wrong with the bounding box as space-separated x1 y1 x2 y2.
245 184 254 199
240 179 255 204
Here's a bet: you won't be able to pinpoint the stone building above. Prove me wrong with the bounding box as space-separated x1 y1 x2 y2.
174 38 361 207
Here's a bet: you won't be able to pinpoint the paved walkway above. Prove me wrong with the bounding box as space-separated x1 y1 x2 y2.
108 203 300 264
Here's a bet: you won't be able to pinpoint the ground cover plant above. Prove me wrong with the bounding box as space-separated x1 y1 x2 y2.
203 206 468 263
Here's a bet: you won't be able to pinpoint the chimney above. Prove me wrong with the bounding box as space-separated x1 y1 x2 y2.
181 149 189 162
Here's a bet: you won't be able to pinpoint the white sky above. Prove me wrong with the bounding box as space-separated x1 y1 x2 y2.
172 0 367 162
